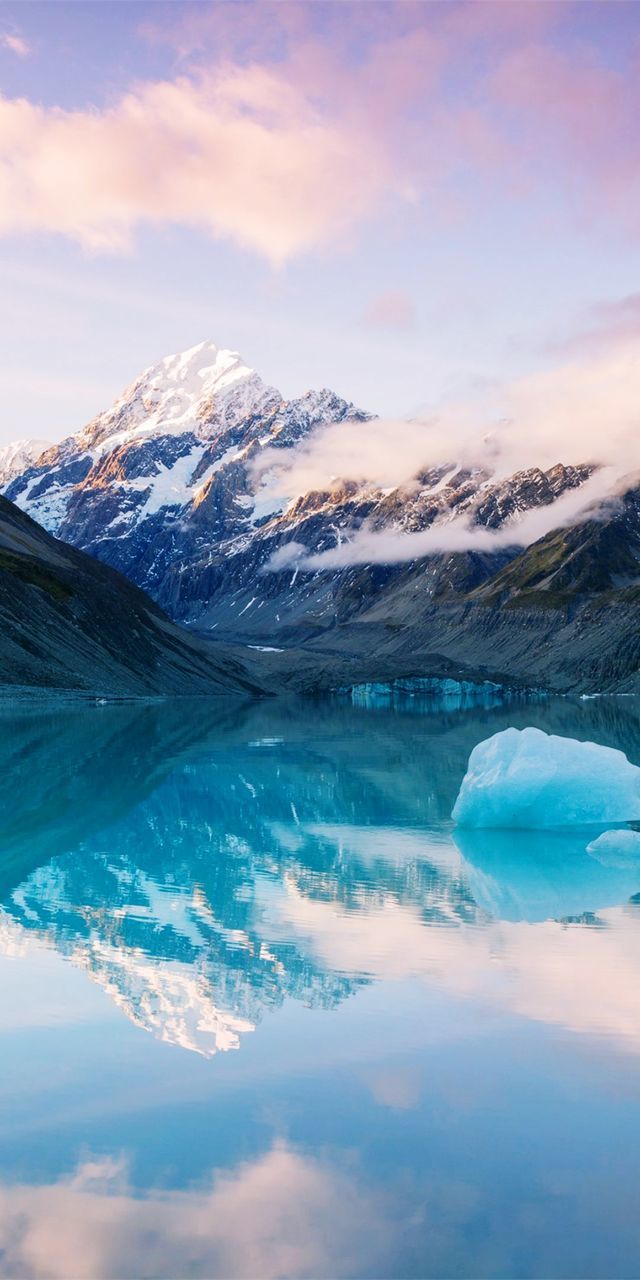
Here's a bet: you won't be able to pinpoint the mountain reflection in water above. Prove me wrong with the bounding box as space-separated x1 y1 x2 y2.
1 694 640 1278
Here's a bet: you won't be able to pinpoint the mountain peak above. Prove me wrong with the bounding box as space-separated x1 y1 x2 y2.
3 345 370 587
147 340 255 397
78 340 280 452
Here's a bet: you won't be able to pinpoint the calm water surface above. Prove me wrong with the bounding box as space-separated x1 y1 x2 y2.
1 693 640 1279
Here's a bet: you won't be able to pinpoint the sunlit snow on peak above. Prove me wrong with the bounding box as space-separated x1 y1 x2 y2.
157 340 254 392
0 437 51 486
76 339 280 452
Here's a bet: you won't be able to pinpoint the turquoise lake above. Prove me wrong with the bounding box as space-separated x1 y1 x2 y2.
1 692 640 1279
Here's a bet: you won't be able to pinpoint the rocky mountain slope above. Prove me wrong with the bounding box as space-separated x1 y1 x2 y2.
164 458 593 637
0 493 262 697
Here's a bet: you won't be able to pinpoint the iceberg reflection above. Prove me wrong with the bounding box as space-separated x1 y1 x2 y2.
453 826 640 923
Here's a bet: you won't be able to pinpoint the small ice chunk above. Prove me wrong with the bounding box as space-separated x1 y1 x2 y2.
586 828 640 868
452 726 640 829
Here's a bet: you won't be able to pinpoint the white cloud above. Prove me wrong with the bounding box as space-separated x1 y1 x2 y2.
287 471 621 570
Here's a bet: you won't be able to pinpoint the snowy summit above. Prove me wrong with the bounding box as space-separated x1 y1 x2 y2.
76 339 279 452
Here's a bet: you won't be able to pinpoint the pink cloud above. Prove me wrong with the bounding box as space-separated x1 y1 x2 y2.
1 4 639 263
363 289 416 331
0 31 30 56
0 67 390 263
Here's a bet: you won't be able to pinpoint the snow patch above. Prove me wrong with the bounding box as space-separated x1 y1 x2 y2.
79 340 280 452
14 483 73 532
127 445 208 519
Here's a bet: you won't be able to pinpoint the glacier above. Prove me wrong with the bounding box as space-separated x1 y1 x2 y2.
452 726 640 828
344 677 551 712
346 677 505 711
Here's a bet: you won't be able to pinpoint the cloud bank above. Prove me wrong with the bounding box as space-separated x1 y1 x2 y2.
269 473 620 573
0 68 386 263
258 331 640 569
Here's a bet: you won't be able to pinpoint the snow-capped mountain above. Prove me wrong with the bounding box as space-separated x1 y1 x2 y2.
0 437 50 486
4 339 374 620
3 338 609 662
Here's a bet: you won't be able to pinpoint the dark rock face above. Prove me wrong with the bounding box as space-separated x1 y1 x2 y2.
0 494 262 697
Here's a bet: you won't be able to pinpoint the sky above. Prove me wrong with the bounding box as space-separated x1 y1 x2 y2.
0 0 639 447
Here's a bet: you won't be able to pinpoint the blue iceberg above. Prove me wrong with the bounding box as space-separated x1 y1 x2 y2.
452 726 640 829
587 828 640 868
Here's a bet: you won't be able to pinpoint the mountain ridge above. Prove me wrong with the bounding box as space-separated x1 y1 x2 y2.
3 339 638 695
